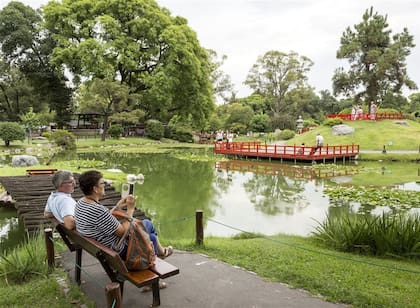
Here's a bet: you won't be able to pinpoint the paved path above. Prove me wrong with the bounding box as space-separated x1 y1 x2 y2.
62 249 346 308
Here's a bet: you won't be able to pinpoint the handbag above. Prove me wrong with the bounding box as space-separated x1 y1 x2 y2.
112 209 155 270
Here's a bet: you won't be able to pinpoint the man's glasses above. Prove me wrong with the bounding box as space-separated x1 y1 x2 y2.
63 179 76 185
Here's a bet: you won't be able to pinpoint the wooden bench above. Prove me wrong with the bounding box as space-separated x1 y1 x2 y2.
26 169 58 176
52 221 179 307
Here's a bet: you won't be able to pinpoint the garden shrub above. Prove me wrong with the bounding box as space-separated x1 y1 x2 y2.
0 122 25 147
146 120 164 140
324 118 343 126
49 129 76 150
278 129 295 140
107 124 124 139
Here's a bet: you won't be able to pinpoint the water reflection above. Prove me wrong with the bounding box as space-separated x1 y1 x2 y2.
0 208 26 254
78 153 336 237
72 153 420 239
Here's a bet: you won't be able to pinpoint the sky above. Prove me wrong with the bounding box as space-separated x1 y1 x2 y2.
2 0 420 98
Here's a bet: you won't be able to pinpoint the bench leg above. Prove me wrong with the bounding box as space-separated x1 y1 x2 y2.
75 248 82 285
151 279 160 307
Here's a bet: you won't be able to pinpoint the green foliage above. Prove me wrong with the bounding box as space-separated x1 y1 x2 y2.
0 232 49 284
250 114 270 132
41 132 51 139
312 213 420 259
323 118 343 126
270 114 296 130
324 186 420 212
333 7 417 105
278 129 295 140
224 103 254 132
43 0 215 126
245 50 313 117
107 124 124 139
0 2 73 126
0 122 25 146
165 126 193 143
49 129 76 150
146 120 164 140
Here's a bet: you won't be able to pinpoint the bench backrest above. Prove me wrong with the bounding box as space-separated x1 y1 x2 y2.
54 222 129 275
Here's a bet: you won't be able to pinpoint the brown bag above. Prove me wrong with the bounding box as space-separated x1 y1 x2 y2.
112 210 155 270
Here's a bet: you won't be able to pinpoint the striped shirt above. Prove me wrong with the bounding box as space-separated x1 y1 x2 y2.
74 199 126 253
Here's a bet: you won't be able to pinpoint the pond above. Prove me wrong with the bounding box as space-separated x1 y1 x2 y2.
1 151 419 253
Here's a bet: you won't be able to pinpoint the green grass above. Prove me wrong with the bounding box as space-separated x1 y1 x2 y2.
285 119 420 152
168 235 420 307
0 270 93 307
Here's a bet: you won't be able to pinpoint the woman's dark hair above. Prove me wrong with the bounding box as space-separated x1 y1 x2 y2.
78 170 103 195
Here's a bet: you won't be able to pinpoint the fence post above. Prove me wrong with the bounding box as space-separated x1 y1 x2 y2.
195 210 203 246
44 228 55 268
105 282 122 308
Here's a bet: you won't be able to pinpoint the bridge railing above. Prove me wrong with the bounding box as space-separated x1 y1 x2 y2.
214 142 360 157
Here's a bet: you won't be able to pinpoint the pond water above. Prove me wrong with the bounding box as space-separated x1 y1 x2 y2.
72 152 420 239
1 151 419 252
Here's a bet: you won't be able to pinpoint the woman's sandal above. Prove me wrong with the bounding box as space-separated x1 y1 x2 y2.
141 280 167 293
159 246 173 259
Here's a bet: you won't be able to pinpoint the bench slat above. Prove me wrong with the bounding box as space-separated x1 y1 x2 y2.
152 257 180 279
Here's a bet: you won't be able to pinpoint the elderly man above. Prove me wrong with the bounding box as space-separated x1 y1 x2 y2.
44 170 76 230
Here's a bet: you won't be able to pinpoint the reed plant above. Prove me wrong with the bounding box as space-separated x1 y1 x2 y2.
0 231 50 284
312 212 420 259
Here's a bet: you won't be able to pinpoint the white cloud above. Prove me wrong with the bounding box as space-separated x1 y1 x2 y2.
3 0 420 98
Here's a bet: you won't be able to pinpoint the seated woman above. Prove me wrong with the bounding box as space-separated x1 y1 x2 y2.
74 170 173 260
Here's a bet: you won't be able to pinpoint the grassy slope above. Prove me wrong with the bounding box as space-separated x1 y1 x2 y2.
284 119 420 151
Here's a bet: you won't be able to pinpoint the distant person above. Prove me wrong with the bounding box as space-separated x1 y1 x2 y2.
309 133 324 155
44 170 76 230
351 106 356 121
370 101 377 121
356 105 363 120
297 143 305 155
216 131 223 142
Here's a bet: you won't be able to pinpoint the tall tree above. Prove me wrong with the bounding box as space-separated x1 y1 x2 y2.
244 50 313 119
333 7 417 110
207 49 235 104
0 1 73 126
43 0 214 126
0 61 34 121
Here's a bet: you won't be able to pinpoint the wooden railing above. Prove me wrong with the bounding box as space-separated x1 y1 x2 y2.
326 113 405 121
214 142 359 159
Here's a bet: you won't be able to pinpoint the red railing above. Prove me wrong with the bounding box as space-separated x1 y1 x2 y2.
214 142 359 160
326 113 405 121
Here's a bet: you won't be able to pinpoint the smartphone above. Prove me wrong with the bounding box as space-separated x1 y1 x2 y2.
121 183 130 198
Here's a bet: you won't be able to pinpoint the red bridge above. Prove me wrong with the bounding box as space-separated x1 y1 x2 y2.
214 142 359 163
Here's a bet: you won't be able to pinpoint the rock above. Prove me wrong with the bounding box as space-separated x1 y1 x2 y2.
11 155 39 167
332 124 355 135
394 121 409 126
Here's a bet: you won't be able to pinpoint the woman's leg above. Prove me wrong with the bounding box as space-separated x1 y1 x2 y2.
142 219 159 255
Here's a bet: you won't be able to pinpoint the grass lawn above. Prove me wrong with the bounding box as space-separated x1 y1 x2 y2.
169 235 420 308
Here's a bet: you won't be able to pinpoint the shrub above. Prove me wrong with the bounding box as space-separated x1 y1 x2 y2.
107 124 124 139
312 212 420 259
0 232 49 284
146 120 164 140
41 132 51 139
323 118 343 126
0 122 25 147
49 129 76 150
278 129 295 140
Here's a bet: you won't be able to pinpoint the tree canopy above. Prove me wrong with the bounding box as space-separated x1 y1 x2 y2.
43 0 214 126
0 1 73 127
244 50 313 117
333 7 417 108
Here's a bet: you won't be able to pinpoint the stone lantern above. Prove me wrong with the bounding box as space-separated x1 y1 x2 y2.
296 115 304 134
